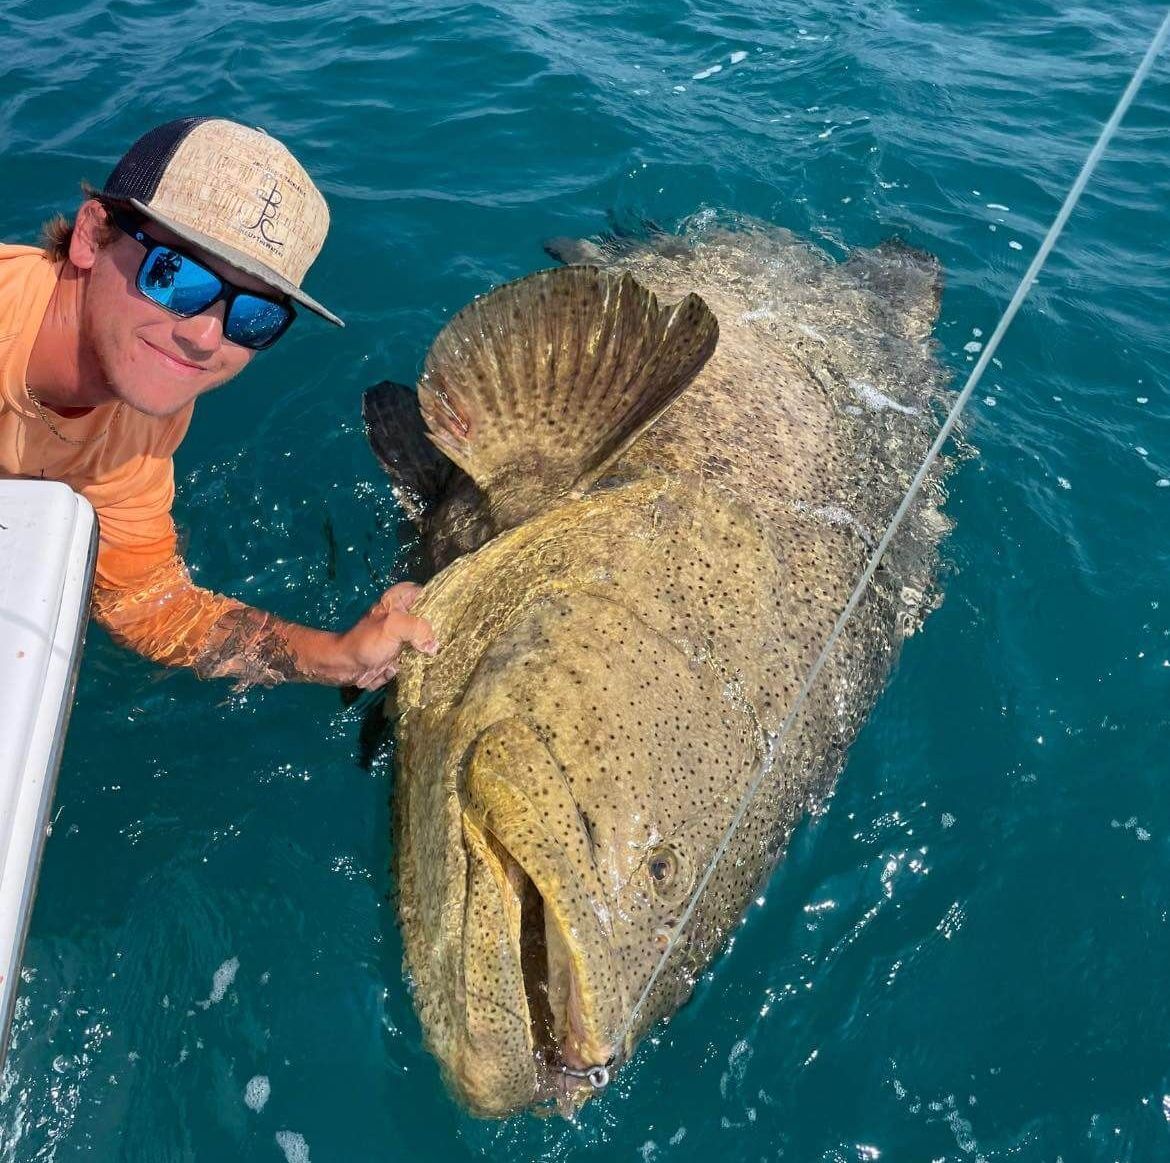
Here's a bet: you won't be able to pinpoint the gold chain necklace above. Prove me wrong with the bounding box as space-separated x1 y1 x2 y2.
25 385 123 447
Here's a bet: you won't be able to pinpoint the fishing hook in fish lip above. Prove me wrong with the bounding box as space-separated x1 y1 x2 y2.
559 1058 615 1091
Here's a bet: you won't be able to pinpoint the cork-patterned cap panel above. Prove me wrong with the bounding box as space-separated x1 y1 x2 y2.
148 119 328 285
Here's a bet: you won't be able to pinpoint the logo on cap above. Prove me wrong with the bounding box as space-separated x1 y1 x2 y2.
244 177 284 248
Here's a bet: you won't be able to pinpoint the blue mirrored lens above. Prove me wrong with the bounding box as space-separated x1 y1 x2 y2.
138 246 223 315
225 295 292 348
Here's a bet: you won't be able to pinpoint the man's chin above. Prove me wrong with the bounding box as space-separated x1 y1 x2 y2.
111 376 210 418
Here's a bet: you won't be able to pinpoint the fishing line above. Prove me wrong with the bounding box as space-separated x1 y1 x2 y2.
615 7 1170 1063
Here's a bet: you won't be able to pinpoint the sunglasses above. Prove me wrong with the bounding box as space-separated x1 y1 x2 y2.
109 210 296 350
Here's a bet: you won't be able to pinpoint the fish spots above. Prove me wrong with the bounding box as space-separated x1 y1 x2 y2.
393 224 953 1113
702 452 734 478
514 593 752 1012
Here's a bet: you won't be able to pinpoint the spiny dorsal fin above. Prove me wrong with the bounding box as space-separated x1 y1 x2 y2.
418 265 718 530
363 380 461 525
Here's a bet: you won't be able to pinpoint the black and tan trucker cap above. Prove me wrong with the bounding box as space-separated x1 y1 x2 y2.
102 116 343 326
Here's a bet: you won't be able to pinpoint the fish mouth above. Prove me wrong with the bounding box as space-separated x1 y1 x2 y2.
502 836 610 1084
451 719 625 1116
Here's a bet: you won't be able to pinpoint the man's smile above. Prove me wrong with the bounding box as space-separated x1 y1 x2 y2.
139 337 208 374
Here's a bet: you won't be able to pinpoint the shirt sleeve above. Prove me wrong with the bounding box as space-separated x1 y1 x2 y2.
91 545 248 671
87 442 247 671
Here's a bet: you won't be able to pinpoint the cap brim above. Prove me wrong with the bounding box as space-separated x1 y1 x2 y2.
128 199 345 327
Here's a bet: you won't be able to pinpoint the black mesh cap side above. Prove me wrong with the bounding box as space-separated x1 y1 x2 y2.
102 117 209 203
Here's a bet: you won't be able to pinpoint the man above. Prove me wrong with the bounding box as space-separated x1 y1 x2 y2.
0 116 434 689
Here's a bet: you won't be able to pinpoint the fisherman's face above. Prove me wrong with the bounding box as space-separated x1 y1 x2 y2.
71 200 264 417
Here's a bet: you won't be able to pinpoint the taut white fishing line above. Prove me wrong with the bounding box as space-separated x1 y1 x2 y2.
616 6 1170 1062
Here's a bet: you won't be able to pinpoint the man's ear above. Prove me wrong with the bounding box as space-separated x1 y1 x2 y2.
69 199 111 271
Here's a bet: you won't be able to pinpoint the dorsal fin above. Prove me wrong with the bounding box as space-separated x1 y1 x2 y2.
417 265 718 530
362 380 461 525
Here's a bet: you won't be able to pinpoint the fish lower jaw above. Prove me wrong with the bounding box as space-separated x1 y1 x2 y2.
522 964 617 1114
457 795 619 1114
510 855 617 1109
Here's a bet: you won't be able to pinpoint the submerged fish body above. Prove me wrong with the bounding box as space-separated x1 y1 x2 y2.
366 220 953 1116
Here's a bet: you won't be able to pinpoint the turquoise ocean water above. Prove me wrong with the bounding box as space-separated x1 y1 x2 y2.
2 1 1169 1159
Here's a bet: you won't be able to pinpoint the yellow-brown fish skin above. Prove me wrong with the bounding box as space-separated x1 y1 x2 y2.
379 220 952 1117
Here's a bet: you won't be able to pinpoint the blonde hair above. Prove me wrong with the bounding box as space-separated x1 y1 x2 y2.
39 183 119 261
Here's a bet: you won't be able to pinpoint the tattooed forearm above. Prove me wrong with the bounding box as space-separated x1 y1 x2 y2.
91 555 344 688
92 553 408 689
193 606 302 689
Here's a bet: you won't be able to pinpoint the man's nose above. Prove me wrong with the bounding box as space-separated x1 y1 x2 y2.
172 303 226 355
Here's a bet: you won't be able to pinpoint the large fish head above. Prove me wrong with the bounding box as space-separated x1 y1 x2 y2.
400 572 763 1117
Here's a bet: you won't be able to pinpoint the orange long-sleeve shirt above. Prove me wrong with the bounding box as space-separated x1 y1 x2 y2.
0 243 249 673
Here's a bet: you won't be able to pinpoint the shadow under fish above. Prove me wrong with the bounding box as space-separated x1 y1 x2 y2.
363 219 955 1117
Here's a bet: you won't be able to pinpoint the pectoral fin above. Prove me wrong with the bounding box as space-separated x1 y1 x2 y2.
362 379 464 525
417 265 718 530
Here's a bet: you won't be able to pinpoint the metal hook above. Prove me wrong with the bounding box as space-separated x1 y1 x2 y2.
560 1062 611 1090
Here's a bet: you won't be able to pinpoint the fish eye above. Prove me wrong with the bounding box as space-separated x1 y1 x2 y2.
645 843 695 906
648 847 677 885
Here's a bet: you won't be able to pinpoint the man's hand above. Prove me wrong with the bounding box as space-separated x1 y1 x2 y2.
274 581 438 688
333 582 438 689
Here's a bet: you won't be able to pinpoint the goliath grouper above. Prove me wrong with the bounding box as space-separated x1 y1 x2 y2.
363 221 953 1116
